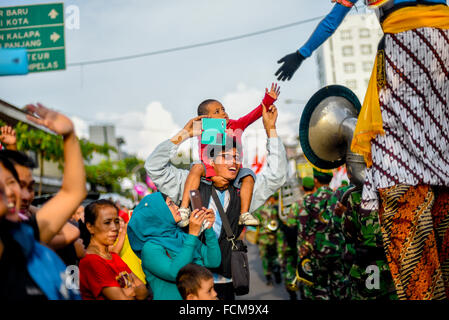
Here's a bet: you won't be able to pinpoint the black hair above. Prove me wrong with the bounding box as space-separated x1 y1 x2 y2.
0 153 20 183
204 135 242 160
303 185 315 192
197 99 220 116
176 263 213 299
0 150 37 169
84 199 118 225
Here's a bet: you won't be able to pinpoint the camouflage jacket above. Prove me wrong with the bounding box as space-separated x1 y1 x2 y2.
298 186 348 260
342 189 397 300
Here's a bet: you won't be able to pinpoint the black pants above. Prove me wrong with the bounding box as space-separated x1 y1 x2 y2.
215 282 235 301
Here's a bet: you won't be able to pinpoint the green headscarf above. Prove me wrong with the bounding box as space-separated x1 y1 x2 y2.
127 192 202 262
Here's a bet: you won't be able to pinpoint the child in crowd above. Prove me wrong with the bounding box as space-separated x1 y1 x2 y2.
176 263 218 300
179 83 281 227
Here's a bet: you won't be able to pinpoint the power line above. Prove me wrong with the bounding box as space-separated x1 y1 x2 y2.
68 4 365 68
67 15 327 67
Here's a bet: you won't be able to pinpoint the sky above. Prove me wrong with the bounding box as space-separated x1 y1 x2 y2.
0 0 362 166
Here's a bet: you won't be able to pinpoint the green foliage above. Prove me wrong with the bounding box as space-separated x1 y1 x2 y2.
85 159 126 192
1 121 145 198
15 122 63 162
10 122 116 165
85 156 145 193
79 138 117 162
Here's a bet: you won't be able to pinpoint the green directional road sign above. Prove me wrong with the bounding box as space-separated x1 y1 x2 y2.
0 3 65 73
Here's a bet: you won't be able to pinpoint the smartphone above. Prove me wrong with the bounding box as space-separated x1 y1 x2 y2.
189 189 203 211
0 49 29 76
201 118 226 146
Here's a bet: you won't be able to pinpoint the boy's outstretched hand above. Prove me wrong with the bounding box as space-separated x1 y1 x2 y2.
24 103 74 137
266 83 281 100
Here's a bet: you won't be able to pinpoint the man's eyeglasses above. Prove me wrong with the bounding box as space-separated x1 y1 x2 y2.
217 153 241 164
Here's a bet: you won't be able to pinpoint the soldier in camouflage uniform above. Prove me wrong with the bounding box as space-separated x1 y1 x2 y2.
292 176 315 299
254 195 281 286
277 200 302 300
277 180 304 300
296 169 352 300
323 184 353 300
338 189 398 300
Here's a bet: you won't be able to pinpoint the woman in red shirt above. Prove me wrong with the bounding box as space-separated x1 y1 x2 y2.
79 199 150 300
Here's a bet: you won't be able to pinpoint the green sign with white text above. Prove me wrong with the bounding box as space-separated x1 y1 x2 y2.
0 3 65 73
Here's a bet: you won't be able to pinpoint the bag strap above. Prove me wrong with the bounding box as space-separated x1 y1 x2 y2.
211 187 238 248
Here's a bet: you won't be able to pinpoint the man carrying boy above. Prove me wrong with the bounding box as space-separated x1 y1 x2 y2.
178 83 280 228
145 104 287 300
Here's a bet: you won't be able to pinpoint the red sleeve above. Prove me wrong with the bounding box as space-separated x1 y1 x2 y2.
79 254 122 299
227 93 276 131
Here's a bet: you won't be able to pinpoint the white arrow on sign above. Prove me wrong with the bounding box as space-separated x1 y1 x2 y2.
48 9 59 19
50 32 60 42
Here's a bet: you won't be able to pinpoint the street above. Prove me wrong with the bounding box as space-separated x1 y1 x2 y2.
237 241 291 300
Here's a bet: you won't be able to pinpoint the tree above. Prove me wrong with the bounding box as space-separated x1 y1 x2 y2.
85 159 127 193
1 121 115 195
84 155 147 194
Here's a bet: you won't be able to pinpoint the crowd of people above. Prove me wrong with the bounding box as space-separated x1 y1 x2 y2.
0 83 289 301
1 0 448 301
254 169 398 300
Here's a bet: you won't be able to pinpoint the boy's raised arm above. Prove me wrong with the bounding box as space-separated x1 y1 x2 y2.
229 83 280 131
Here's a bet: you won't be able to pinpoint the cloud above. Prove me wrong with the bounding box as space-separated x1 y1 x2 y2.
71 116 89 139
93 101 183 159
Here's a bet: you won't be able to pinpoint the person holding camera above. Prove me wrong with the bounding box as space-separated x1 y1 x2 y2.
127 192 220 300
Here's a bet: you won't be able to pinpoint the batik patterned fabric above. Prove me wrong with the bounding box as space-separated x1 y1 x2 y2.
362 28 449 210
358 26 449 300
378 184 449 300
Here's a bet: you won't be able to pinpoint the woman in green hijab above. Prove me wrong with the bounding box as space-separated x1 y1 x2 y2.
127 192 221 300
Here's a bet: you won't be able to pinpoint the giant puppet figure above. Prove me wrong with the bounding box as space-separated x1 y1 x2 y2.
276 0 449 300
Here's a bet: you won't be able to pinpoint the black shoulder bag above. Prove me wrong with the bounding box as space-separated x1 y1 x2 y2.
211 188 250 296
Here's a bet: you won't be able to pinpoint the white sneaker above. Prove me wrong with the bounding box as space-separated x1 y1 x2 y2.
177 207 191 227
239 212 259 226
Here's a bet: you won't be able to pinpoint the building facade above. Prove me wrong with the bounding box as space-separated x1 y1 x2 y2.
315 11 383 102
89 124 120 163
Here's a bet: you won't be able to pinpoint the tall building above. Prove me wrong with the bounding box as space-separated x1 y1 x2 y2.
89 124 119 163
315 11 383 102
